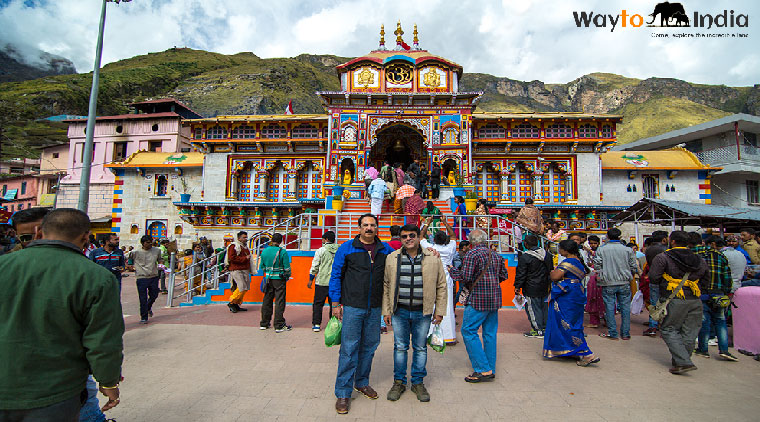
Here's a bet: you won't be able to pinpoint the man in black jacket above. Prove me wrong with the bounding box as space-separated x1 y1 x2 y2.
329 214 395 414
429 163 441 199
514 235 553 338
649 231 709 374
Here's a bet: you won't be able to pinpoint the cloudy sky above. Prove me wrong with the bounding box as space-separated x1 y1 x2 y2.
0 0 758 85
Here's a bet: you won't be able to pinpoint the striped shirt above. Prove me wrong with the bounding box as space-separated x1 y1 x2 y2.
397 248 424 311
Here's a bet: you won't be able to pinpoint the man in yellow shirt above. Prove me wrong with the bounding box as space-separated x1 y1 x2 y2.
740 229 760 264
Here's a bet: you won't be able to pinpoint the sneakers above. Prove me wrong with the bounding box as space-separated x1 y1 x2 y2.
148 310 153 318
236 306 248 312
719 351 739 362
312 325 321 332
386 380 406 401
669 365 697 375
411 383 430 402
708 337 718 347
139 319 148 324
227 303 238 313
380 326 388 334
275 325 293 333
643 328 658 337
694 350 710 359
523 330 543 338
259 325 269 330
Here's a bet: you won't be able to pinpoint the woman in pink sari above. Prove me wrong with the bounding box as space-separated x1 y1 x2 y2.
404 190 425 226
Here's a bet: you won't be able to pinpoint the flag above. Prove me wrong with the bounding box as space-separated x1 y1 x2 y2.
400 41 411 51
284 100 294 115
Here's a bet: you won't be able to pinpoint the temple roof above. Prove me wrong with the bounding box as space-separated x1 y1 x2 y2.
106 152 204 168
472 112 622 121
600 148 719 170
336 50 463 75
183 114 328 124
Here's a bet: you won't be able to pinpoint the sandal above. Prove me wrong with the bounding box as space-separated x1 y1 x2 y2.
464 372 495 383
576 357 601 367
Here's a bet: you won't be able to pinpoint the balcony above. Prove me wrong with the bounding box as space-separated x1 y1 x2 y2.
694 145 760 166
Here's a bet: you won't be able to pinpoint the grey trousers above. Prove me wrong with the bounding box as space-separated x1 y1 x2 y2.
659 298 703 367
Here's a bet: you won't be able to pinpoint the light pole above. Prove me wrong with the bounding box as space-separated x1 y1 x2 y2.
78 0 131 212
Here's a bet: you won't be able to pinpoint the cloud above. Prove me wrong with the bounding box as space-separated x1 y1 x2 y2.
0 0 757 85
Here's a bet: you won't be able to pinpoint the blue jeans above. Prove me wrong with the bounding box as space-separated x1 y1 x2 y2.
79 376 106 422
334 306 381 398
391 308 432 385
697 299 729 353
136 276 160 320
461 306 498 373
602 284 631 338
648 284 660 328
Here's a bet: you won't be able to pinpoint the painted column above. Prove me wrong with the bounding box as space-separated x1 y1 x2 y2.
566 173 574 202
287 169 298 200
256 170 268 201
533 171 543 202
229 172 238 200
500 170 511 203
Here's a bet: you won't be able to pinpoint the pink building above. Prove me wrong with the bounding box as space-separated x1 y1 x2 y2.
1 175 39 213
57 99 201 219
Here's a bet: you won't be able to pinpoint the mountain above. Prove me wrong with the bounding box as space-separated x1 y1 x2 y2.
0 44 76 83
0 47 757 159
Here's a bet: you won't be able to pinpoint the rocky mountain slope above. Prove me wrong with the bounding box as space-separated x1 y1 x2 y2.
1 47 757 159
0 44 76 83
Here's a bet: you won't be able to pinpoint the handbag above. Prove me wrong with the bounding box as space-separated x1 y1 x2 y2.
260 248 282 293
457 252 491 305
648 272 690 323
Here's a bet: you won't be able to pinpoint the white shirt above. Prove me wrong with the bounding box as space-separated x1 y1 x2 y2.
421 239 457 267
721 246 747 291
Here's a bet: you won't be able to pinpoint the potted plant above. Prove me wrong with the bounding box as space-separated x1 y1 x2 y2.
464 190 479 213
451 172 466 197
178 176 193 202
332 194 344 211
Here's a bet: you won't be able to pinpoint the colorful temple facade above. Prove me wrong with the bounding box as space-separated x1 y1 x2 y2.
172 25 625 240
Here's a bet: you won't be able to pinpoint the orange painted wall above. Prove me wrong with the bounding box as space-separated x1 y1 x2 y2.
209 252 520 307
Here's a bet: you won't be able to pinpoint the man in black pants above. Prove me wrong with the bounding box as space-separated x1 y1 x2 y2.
429 163 441 199
308 231 339 332
514 234 553 338
259 233 292 332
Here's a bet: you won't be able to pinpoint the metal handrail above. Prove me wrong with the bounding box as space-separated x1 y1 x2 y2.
165 249 230 307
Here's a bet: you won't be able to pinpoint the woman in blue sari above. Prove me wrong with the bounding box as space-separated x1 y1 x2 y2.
543 240 600 366
452 196 469 240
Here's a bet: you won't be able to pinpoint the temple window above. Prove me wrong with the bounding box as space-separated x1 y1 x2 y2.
268 163 288 201
578 124 598 138
232 125 255 139
442 128 458 144
193 128 203 139
298 161 320 199
541 165 568 203
475 165 500 202
478 123 506 139
292 124 319 139
237 163 254 201
545 123 573 138
206 126 227 140
512 123 540 138
261 124 286 139
601 124 613 138
155 174 168 197
506 163 533 202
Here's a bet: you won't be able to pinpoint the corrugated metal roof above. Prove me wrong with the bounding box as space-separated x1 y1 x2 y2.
612 198 760 227
183 114 328 123
471 112 622 120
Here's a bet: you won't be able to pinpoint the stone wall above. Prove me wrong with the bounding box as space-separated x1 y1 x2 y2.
57 183 113 218
601 170 703 207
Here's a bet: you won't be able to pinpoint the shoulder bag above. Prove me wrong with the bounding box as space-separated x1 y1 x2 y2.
648 272 690 323
260 248 282 293
458 251 492 305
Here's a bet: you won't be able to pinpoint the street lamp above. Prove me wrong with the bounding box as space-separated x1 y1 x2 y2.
78 0 131 212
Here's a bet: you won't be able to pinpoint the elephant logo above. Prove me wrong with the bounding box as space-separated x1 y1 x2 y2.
648 2 690 27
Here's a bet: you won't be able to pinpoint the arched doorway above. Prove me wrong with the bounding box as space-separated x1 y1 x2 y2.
441 158 459 184
339 158 355 185
370 124 425 171
147 220 167 239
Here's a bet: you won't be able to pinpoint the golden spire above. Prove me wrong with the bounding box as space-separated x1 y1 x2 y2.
413 24 419 48
379 24 385 49
394 20 404 46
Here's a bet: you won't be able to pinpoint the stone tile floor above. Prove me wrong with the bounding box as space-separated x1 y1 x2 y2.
107 279 760 422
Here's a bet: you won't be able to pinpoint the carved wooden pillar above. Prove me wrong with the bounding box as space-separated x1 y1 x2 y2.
256 170 268 201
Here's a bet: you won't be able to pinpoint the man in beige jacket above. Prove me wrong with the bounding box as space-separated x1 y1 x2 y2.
382 224 447 403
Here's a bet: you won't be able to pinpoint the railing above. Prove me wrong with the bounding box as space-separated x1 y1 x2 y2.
165 249 229 307
165 210 555 307
694 144 760 166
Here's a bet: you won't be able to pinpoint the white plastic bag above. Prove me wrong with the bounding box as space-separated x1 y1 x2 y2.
630 290 644 315
512 294 527 311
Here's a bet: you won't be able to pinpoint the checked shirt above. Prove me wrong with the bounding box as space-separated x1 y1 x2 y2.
693 245 732 294
451 244 509 311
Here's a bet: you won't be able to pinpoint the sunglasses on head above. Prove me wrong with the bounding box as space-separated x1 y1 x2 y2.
18 234 34 243
400 233 417 239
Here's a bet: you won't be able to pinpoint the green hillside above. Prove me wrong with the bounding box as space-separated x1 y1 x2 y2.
614 97 732 145
0 47 757 159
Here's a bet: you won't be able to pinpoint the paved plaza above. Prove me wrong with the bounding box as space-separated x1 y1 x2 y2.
110 277 760 421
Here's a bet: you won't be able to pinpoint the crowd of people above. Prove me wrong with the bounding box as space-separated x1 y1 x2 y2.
2 204 760 419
